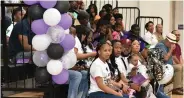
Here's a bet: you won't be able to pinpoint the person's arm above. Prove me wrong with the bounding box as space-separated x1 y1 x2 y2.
18 35 36 51
163 44 175 61
180 55 183 64
121 73 129 83
95 77 122 96
173 56 180 64
74 48 96 60
156 43 175 62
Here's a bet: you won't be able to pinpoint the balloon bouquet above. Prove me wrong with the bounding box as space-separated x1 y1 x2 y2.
23 0 77 85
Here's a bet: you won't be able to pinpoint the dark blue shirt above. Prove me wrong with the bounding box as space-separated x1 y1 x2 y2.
8 18 35 58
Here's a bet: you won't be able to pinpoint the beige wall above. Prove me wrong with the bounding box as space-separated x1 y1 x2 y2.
174 1 183 56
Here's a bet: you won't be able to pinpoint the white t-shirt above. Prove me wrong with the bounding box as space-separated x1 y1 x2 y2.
89 58 111 93
85 45 94 67
74 36 83 53
6 22 16 37
115 56 128 76
127 61 149 79
144 31 158 48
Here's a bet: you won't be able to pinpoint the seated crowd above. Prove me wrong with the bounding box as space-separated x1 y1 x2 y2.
5 1 183 98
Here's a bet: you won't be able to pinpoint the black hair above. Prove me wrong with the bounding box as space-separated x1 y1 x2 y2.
109 40 122 82
86 4 98 18
131 24 139 31
102 13 113 22
77 10 90 21
99 10 106 17
75 25 88 42
96 19 109 32
113 13 123 20
145 21 154 31
102 4 112 14
81 29 94 53
12 7 22 16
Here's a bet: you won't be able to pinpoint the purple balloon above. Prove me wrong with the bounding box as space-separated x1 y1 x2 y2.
58 13 72 30
60 34 75 51
23 0 38 5
31 19 49 35
40 0 57 9
52 69 69 84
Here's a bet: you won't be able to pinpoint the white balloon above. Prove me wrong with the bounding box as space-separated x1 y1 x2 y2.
32 34 52 51
47 25 65 43
61 50 77 69
158 64 174 84
47 60 63 75
43 8 61 26
64 29 70 34
137 65 149 79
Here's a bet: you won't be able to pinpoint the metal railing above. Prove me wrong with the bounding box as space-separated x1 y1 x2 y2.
136 16 163 37
1 1 57 97
83 0 118 13
116 7 140 31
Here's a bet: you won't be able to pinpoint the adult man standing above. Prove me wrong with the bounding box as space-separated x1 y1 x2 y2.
6 7 26 43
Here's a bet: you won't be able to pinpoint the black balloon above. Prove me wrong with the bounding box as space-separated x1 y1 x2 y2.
54 1 70 14
47 43 64 60
35 67 51 84
28 4 45 20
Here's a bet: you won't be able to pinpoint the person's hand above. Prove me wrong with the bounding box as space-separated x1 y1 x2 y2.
170 44 176 51
130 67 138 77
130 83 141 91
122 84 129 94
115 91 123 97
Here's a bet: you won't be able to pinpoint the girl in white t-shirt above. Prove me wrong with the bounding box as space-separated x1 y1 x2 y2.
89 42 129 98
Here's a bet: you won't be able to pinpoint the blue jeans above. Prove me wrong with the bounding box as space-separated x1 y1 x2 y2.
89 91 129 98
77 70 88 98
156 85 170 98
67 70 82 98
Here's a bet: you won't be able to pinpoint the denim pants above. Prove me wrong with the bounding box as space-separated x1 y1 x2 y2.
89 91 129 98
67 70 82 98
156 85 170 98
77 70 89 98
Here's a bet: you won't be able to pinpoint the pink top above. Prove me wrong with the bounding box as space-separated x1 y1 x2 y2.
112 31 120 40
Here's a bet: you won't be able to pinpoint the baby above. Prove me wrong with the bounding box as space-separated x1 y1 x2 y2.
128 54 156 98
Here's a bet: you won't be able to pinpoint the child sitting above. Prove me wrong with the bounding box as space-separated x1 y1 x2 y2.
112 23 123 40
127 54 156 98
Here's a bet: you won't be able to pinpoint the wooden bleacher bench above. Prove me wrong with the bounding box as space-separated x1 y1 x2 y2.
7 92 44 98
